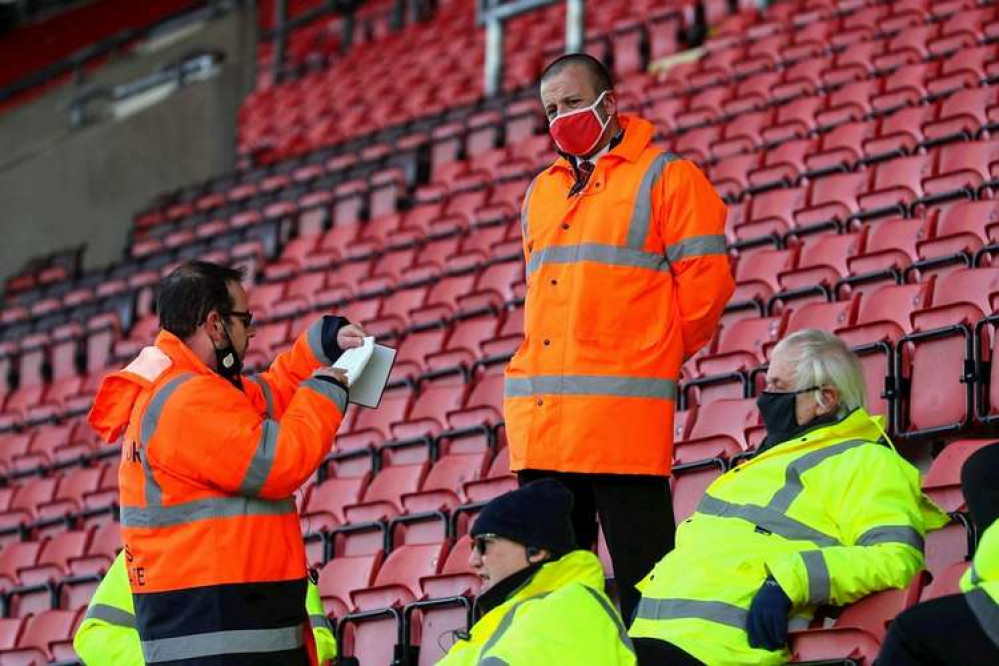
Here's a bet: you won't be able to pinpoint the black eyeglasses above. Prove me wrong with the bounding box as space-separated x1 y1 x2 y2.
227 310 254 327
473 533 499 556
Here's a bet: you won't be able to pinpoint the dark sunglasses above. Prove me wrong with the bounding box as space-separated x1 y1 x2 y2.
227 310 254 327
473 533 499 556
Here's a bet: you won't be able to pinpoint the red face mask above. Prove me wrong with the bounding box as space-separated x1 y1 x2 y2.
549 91 611 157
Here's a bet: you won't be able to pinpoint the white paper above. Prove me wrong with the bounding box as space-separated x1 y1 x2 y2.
331 336 375 387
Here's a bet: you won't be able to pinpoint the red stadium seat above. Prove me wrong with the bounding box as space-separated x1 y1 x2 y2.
788 573 928 665
0 608 80 664
920 561 971 601
317 552 384 617
922 440 998 512
671 460 726 524
344 463 429 523
302 475 370 530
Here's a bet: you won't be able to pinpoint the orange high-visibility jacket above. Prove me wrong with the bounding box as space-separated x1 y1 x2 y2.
504 115 734 477
88 316 347 666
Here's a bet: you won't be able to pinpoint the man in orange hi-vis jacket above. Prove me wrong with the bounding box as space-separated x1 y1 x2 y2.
505 53 735 624
88 261 364 666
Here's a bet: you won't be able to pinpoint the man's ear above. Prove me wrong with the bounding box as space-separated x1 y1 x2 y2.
602 90 618 119
527 547 549 564
817 386 840 416
204 311 224 344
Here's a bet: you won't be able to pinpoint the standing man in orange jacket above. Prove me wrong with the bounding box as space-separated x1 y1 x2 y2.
88 261 364 665
505 53 735 623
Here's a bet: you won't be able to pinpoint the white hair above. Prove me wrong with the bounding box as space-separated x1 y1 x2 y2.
773 329 867 417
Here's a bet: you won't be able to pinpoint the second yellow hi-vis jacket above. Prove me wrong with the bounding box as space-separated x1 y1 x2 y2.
962 520 999 648
629 408 949 666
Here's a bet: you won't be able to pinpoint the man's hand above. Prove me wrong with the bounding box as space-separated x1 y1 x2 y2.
314 367 348 386
746 577 792 651
337 323 367 350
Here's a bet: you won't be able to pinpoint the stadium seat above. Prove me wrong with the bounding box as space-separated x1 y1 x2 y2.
788 573 928 665
922 439 998 512
920 561 971 601
0 608 80 664
671 459 726 524
897 268 999 438
317 552 384 618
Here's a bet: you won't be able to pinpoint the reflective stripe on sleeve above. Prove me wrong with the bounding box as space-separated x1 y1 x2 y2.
633 598 747 630
247 375 276 417
86 603 136 628
309 614 332 631
505 375 678 401
665 235 728 264
141 624 304 663
307 318 333 365
238 420 280 496
302 377 348 415
521 175 539 241
801 550 831 604
856 525 924 551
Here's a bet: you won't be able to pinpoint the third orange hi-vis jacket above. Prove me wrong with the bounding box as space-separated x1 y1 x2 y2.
504 115 734 477
88 315 348 665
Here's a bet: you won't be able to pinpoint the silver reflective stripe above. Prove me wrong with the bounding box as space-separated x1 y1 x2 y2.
139 373 196 506
302 377 348 415
665 234 728 264
120 496 296 528
526 243 670 276
477 593 551 663
86 603 136 628
142 624 304 663
966 587 999 648
238 420 280 496
801 550 831 604
247 375 276 417
479 658 510 666
696 495 841 547
505 375 677 400
521 175 539 240
309 614 332 631
767 440 870 514
634 598 747 630
307 317 333 365
625 152 679 249
857 525 924 551
581 586 636 655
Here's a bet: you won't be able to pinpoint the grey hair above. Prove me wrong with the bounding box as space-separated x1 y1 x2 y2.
773 329 867 417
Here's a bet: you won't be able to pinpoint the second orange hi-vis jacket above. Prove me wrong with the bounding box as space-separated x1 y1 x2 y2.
504 115 734 477
88 315 349 665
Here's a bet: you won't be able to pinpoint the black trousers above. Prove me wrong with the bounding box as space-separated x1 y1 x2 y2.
876 592 999 665
517 469 675 624
633 638 704 666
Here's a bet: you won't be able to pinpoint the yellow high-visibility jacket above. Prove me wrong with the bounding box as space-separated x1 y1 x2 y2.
629 408 949 666
961 520 999 647
438 550 636 666
73 552 337 665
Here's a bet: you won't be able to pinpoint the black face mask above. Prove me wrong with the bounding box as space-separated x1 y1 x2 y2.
756 387 819 447
214 321 243 389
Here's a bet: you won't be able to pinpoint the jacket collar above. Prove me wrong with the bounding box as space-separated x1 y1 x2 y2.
547 114 655 176
153 329 214 376
465 550 606 646
751 408 888 464
87 330 213 443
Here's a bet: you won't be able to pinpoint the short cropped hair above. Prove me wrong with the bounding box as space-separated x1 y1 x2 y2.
157 261 244 340
540 53 613 93
774 329 867 417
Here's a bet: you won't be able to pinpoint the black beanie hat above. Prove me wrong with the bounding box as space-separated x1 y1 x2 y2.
962 443 999 531
470 479 576 556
